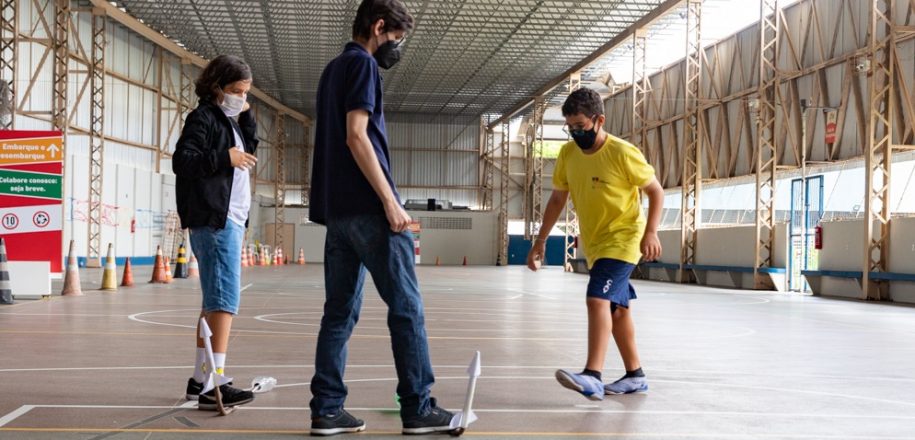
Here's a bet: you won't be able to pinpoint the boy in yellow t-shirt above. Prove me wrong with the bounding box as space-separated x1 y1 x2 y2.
526 88 664 400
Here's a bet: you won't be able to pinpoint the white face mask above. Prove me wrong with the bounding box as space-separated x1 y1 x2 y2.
220 93 246 117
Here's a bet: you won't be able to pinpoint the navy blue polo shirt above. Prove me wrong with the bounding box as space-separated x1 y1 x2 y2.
309 42 400 225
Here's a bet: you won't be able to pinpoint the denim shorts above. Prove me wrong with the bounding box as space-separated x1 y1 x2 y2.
586 258 638 311
190 221 244 314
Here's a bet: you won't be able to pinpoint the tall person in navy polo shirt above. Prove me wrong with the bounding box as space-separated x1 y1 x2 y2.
308 0 454 436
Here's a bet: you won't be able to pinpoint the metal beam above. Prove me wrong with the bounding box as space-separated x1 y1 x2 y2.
680 0 702 283
301 120 310 207
274 112 286 258
524 98 546 241
487 0 684 130
564 73 582 272
179 58 194 132
53 0 69 236
497 120 510 266
86 7 105 268
1 0 17 129
481 115 496 212
863 0 895 301
86 0 309 124
754 0 780 290
631 29 649 152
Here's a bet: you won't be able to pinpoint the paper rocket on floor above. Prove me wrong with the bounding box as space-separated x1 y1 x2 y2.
199 317 233 395
449 350 481 430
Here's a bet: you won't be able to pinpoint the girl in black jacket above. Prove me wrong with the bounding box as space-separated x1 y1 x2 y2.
173 55 258 410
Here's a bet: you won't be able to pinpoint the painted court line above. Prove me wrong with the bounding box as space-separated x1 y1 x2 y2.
0 405 33 428
3 403 915 427
2 364 915 385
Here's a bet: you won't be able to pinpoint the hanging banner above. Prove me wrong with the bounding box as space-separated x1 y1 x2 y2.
0 130 64 274
408 221 421 265
824 110 837 144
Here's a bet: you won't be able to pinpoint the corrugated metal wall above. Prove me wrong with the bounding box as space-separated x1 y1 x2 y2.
387 113 482 209
605 0 915 189
9 0 303 258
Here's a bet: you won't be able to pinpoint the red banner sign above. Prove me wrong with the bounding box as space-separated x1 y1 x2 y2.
825 110 837 144
0 130 64 274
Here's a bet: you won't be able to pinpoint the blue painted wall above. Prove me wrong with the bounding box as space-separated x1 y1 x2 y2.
507 235 566 266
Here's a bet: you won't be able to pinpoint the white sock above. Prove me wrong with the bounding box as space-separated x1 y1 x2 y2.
214 352 226 376
192 348 207 383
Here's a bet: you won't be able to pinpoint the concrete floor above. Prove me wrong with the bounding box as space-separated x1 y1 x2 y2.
1 264 915 439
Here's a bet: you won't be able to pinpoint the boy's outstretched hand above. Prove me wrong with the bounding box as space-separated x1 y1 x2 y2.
526 240 545 271
641 231 662 262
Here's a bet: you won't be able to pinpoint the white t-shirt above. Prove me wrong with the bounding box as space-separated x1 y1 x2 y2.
227 125 251 227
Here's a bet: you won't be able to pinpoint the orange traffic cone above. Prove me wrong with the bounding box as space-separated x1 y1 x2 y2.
248 248 255 267
188 255 200 278
462 256 468 266
121 257 134 287
279 248 285 265
100 243 118 292
150 246 167 283
241 247 249 268
297 248 305 265
61 240 83 296
164 257 173 283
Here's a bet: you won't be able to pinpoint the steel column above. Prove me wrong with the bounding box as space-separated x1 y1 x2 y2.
680 0 702 283
631 29 649 151
179 58 193 131
481 115 496 212
274 113 286 256
301 121 310 207
564 73 581 271
86 7 105 267
524 98 545 241
497 120 510 266
754 0 780 290
863 0 895 301
52 0 69 252
0 0 17 129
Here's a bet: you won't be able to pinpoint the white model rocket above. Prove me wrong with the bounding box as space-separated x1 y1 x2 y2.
199 317 233 395
449 351 481 430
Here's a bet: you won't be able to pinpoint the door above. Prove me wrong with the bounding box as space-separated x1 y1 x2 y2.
789 175 824 292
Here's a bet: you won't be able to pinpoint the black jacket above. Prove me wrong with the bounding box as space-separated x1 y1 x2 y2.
173 101 259 229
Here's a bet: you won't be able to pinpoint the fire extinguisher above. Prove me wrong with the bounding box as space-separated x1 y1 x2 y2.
130 218 136 234
814 225 823 250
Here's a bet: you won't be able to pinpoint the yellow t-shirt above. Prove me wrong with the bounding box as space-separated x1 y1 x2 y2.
553 134 655 267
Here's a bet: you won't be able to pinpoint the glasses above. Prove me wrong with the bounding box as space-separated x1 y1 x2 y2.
562 116 598 137
385 33 407 47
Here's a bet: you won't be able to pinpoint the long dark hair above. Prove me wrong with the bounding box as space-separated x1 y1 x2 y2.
194 55 252 104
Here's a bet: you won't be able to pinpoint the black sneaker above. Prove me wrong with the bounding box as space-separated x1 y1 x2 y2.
186 378 233 400
186 378 203 400
310 409 366 436
402 398 455 435
197 384 254 411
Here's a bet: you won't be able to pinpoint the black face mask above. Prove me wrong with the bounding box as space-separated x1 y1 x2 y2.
570 118 599 150
374 39 402 69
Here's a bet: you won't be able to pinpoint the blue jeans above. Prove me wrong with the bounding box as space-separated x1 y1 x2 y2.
310 215 434 420
189 221 244 314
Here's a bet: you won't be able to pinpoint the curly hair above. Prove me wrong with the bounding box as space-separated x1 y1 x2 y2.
194 55 252 104
561 88 604 118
